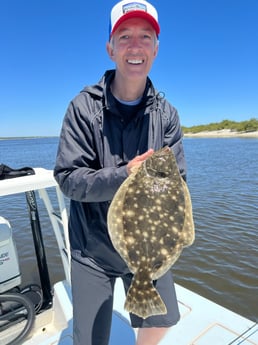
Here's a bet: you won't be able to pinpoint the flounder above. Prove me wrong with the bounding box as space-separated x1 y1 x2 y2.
107 146 194 319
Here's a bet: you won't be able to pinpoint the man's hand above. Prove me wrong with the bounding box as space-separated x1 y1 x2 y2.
127 149 154 175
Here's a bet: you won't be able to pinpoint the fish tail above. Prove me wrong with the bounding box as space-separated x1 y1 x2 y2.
124 274 167 319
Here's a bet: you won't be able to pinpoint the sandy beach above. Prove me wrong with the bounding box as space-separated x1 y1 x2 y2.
184 129 258 138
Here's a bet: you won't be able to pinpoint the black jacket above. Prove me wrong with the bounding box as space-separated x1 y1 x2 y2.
54 70 186 275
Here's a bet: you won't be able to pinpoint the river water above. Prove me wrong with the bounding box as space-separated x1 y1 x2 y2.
0 137 257 322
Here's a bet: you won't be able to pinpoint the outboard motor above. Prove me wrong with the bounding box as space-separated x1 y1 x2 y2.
0 217 21 293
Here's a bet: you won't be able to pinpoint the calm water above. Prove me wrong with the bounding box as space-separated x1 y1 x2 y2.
0 137 257 322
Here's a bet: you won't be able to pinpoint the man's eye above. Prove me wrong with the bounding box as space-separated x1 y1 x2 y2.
120 35 129 40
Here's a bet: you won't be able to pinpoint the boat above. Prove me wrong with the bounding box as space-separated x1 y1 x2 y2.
0 167 257 345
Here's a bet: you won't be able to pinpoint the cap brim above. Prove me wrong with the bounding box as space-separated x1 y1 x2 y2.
111 11 160 37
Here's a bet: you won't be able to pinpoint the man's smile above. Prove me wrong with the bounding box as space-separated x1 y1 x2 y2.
127 59 144 65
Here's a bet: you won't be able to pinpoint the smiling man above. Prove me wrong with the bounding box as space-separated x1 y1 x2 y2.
54 1 186 344
107 15 159 100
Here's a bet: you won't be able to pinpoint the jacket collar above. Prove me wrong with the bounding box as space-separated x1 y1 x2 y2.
82 70 159 114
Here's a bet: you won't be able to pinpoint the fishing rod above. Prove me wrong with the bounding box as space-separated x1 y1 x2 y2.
25 190 52 308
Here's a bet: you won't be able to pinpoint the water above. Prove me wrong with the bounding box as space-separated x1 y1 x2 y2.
0 137 257 322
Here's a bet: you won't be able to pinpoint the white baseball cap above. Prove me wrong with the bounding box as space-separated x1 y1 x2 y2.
109 0 160 38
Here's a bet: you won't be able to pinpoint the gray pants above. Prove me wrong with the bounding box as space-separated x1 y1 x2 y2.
71 258 180 345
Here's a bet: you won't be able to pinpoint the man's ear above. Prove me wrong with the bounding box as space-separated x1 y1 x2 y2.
106 42 115 61
153 41 159 58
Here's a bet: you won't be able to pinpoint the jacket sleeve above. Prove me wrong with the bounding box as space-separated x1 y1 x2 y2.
163 102 187 181
54 96 128 202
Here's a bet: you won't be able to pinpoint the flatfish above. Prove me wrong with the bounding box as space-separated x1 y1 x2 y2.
107 146 194 319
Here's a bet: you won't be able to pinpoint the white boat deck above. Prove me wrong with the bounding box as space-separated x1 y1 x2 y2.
113 278 258 345
22 279 257 345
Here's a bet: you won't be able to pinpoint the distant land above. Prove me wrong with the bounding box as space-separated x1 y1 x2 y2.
1 119 258 140
182 118 258 133
0 136 58 140
182 118 258 137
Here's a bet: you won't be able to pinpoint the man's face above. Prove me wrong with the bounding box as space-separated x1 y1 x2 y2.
107 17 159 81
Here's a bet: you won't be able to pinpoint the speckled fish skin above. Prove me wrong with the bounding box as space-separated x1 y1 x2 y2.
107 146 195 319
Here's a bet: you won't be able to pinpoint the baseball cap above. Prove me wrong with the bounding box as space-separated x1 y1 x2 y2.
109 0 160 38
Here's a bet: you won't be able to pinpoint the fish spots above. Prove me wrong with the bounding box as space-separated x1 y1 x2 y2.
142 231 149 239
160 248 168 256
125 236 135 245
123 209 135 217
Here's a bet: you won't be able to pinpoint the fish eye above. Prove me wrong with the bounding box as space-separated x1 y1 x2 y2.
156 172 166 178
153 261 163 271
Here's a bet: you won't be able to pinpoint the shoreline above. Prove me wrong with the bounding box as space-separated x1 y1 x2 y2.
1 131 258 140
183 129 258 138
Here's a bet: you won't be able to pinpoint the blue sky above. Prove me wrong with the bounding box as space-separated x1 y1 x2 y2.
1 0 257 137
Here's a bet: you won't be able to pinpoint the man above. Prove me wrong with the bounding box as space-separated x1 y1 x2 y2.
54 1 186 344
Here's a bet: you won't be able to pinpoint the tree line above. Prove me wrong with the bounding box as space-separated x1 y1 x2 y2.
182 118 258 133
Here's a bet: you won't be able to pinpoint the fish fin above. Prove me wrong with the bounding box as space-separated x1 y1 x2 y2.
124 275 167 319
181 178 195 246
